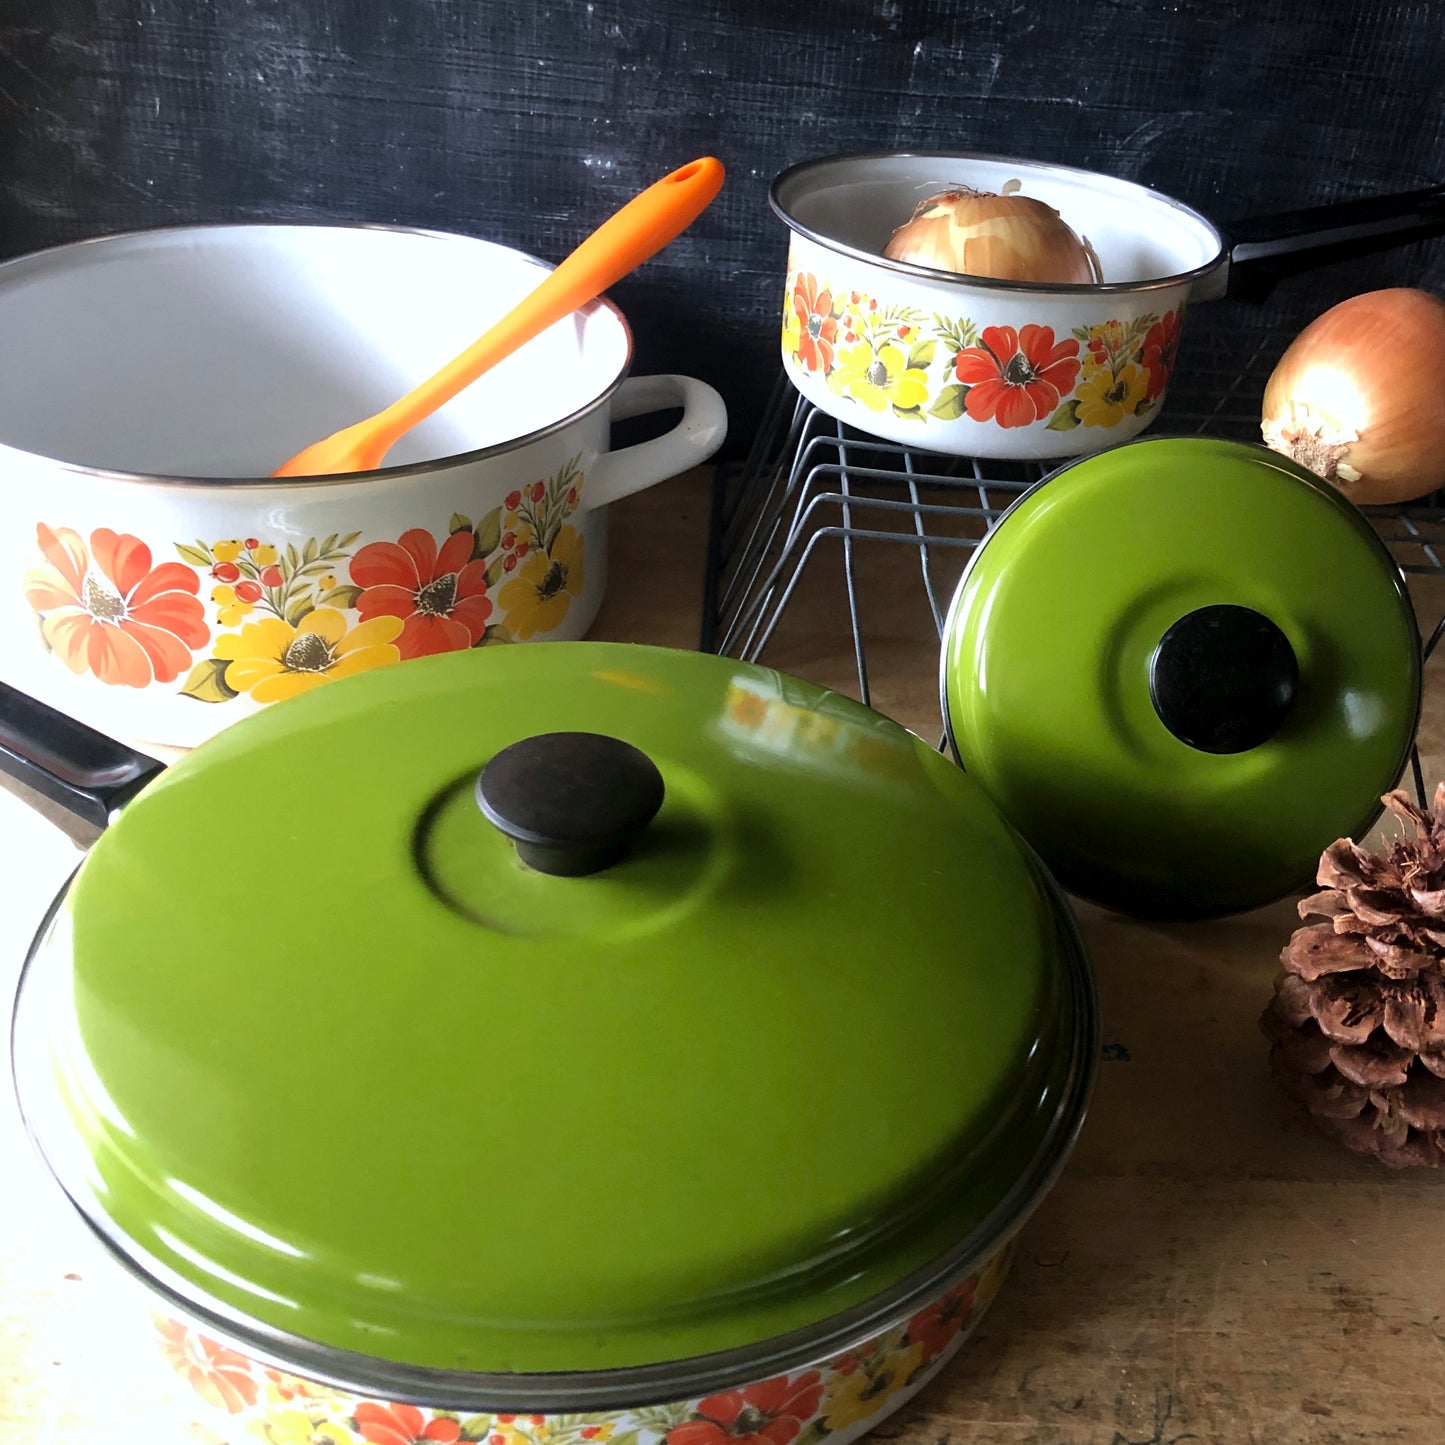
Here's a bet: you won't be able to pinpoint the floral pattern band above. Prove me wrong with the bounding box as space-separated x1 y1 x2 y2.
153 1247 1013 1445
782 270 1180 433
20 459 588 703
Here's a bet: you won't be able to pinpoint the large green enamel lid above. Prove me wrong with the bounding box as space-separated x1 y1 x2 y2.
942 436 1422 918
20 642 1091 1380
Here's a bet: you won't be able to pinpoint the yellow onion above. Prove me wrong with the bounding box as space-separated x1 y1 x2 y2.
1261 288 1445 506
882 180 1103 284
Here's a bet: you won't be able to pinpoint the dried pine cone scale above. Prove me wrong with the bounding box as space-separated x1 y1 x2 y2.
1264 782 1445 1167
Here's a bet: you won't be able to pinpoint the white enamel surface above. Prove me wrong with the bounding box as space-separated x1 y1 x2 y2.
781 234 1191 459
0 225 630 476
775 153 1221 286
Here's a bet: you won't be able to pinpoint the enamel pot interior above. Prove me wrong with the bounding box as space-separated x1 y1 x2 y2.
771 152 1222 294
8 642 1098 1407
940 436 1423 919
0 224 632 481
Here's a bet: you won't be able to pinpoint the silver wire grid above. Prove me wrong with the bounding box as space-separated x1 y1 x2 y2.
701 311 1445 801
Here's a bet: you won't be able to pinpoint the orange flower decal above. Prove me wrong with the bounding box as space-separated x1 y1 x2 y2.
1141 311 1181 400
791 274 838 373
155 1317 260 1414
906 1275 977 1360
24 524 209 686
666 1372 824 1445
354 1401 462 1445
953 324 1081 428
350 526 493 659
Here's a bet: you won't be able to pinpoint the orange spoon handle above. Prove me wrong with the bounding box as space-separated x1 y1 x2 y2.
372 158 721 454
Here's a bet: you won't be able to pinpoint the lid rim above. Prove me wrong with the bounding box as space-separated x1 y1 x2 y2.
10 864 1099 1410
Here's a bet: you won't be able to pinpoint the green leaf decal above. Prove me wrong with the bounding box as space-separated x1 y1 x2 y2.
179 658 237 703
174 542 212 567
285 542 301 571
474 506 503 558
1045 399 1082 431
449 513 473 535
484 556 507 589
284 595 314 627
928 383 969 421
480 623 512 645
892 403 926 422
317 584 362 610
338 531 362 548
906 338 937 370
302 537 318 565
320 532 338 554
1071 326 1091 342
458 1418 493 1442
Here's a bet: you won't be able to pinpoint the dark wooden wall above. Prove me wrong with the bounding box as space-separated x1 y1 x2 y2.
1 0 1442 456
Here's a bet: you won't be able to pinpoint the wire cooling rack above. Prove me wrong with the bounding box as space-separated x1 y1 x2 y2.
700 302 1445 800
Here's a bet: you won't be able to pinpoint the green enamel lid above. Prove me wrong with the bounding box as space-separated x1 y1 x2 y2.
942 436 1421 918
14 642 1094 1394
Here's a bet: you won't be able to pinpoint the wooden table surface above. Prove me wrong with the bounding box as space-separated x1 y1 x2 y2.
4 469 1444 1445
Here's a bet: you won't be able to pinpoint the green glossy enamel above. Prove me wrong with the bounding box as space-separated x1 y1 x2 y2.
942 437 1421 917
33 643 1073 1372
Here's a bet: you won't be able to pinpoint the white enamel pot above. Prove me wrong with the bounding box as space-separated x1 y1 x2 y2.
0 223 726 753
771 152 1445 459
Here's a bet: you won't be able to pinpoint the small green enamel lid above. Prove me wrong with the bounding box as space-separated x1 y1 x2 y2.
16 643 1093 1383
942 436 1422 918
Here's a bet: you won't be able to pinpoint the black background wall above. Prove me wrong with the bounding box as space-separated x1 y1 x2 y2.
1 0 1442 457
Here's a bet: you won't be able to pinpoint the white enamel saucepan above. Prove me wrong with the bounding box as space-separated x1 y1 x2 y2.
771 152 1445 459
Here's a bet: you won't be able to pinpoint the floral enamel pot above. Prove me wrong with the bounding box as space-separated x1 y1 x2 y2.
0 224 726 753
771 153 1445 458
940 436 1422 918
6 643 1097 1442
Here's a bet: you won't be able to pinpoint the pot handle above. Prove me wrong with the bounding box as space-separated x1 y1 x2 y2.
1220 184 1445 302
582 374 728 512
0 681 163 848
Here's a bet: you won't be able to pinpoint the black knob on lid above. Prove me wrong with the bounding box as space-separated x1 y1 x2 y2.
476 732 665 876
1149 604 1299 755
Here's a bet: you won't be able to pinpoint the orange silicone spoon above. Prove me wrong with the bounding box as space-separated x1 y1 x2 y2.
273 157 725 478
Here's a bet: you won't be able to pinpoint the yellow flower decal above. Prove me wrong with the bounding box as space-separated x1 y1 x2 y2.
830 342 929 413
249 1409 357 1445
213 608 402 703
821 1341 926 1431
781 298 802 361
1075 360 1149 428
497 526 585 641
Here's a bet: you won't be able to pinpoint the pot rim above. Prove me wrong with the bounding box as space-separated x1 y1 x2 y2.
0 220 635 490
769 150 1225 297
936 432 1424 917
11 856 1098 1411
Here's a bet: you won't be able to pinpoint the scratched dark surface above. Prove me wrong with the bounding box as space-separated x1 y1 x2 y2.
0 0 1441 456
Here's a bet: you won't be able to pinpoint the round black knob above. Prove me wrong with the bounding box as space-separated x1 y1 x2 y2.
475 732 665 876
1148 604 1299 755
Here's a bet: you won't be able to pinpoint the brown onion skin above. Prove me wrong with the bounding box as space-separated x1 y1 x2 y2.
882 189 1101 285
1261 288 1445 507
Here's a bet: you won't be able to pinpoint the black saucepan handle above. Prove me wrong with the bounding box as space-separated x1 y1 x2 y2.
1220 184 1445 302
0 681 165 848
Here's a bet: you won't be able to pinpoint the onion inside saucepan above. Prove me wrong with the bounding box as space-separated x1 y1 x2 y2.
882 181 1103 285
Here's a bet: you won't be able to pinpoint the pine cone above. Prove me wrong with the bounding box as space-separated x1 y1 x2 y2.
1262 784 1445 1168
